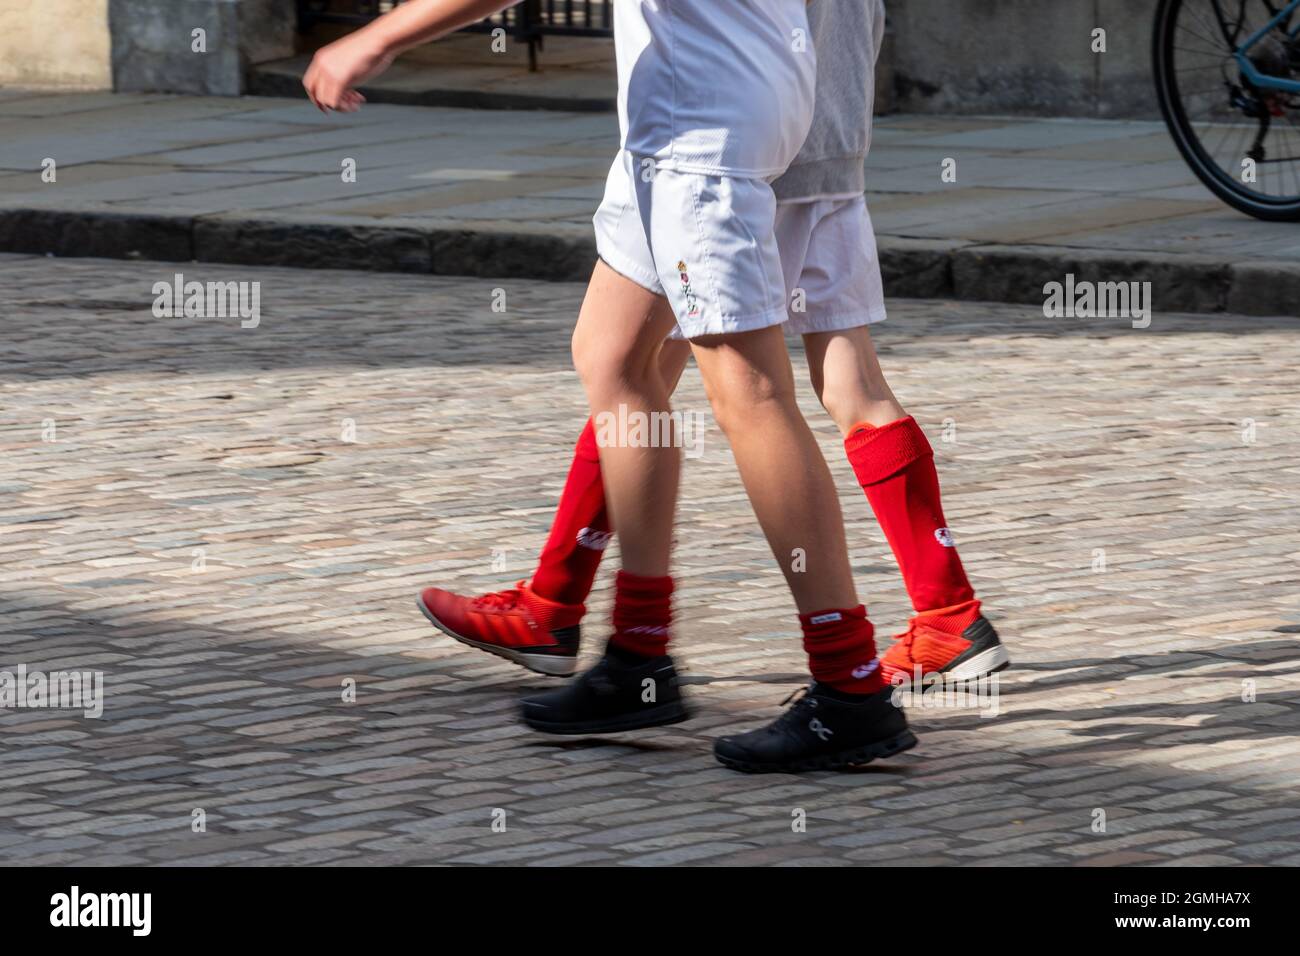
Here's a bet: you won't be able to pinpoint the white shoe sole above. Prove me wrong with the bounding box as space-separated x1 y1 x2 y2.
416 597 577 677
944 644 1011 681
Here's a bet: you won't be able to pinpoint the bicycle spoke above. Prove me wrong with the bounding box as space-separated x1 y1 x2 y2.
1277 110 1300 193
1182 3 1233 49
1162 0 1300 207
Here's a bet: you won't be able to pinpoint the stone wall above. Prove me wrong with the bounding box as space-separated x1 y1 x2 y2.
108 0 295 95
0 0 112 88
885 0 1160 118
3 0 1164 118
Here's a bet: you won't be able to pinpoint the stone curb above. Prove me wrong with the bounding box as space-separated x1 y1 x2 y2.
950 244 1233 315
0 205 1294 316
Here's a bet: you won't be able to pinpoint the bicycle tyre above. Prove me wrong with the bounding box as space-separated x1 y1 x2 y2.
1154 0 1300 221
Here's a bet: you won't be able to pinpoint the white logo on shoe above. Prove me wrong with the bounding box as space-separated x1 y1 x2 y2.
576 527 613 550
851 660 880 680
934 528 955 548
808 717 833 741
809 612 842 625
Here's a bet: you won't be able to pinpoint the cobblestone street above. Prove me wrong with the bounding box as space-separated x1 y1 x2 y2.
1 252 1298 866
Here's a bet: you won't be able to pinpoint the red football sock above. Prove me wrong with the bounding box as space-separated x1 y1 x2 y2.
609 570 672 659
529 419 612 607
913 597 982 636
800 605 885 694
845 417 976 614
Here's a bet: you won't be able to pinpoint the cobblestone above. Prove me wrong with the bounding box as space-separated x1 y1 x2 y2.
0 254 1297 865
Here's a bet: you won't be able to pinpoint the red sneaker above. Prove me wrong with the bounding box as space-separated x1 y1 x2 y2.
881 602 1009 685
417 581 583 676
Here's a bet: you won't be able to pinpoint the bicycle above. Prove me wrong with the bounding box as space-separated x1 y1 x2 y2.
1155 0 1300 220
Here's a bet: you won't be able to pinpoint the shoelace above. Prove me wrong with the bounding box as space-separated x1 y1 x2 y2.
780 685 810 707
771 685 819 733
470 584 526 613
893 619 921 659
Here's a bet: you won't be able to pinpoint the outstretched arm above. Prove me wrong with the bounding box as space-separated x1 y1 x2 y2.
303 0 519 112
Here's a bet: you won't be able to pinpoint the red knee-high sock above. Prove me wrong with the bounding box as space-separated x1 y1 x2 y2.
845 417 976 618
800 605 886 694
609 570 673 659
529 419 612 606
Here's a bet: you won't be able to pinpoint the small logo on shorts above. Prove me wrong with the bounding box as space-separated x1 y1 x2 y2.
934 528 955 548
677 260 701 318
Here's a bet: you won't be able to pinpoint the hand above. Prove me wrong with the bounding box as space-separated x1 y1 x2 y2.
302 31 395 113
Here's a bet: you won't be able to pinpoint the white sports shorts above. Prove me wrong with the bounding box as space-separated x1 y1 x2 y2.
594 150 885 340
771 194 888 335
594 149 789 339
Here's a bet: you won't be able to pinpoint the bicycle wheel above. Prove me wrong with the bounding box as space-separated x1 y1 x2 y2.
1154 0 1300 220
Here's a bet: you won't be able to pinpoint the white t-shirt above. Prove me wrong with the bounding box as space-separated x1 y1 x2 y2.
614 0 817 179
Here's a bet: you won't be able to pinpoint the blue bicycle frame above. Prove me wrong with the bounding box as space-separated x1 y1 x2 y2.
1235 0 1300 92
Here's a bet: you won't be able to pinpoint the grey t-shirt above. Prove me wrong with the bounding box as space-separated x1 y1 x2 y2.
773 0 885 201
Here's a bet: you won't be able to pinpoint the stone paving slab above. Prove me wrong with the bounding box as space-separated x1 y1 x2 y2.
0 254 1298 866
0 92 1298 315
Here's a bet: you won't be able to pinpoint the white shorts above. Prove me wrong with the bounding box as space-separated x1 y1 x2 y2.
594 150 789 340
773 195 888 335
594 151 886 341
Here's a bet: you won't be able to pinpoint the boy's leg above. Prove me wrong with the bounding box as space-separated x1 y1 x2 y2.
803 325 1010 683
803 324 905 430
530 338 693 604
690 326 858 613
531 162 912 765
806 326 974 614
569 261 679 577
691 325 914 773
519 261 691 734
417 339 692 676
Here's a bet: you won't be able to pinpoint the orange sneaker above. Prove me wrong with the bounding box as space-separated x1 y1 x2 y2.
417 581 583 676
881 602 1010 685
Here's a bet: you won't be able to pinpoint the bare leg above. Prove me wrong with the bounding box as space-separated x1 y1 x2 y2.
570 261 681 577
690 325 858 613
802 325 906 435
419 281 691 678
803 325 995 675
656 337 694 396
518 263 690 733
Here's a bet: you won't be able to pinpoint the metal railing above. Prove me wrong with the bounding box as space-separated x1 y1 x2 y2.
296 0 613 71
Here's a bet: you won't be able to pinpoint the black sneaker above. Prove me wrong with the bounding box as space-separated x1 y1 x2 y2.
713 683 916 773
519 646 690 735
